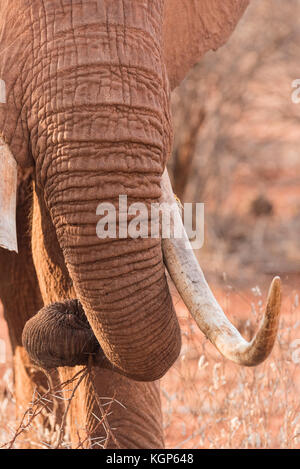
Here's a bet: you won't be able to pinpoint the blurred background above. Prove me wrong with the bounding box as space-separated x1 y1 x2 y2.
168 0 300 288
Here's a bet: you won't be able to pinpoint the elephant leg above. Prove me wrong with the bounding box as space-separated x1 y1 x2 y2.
31 186 164 449
0 171 61 448
57 366 164 449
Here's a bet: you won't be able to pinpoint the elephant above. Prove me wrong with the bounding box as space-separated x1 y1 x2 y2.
0 0 282 449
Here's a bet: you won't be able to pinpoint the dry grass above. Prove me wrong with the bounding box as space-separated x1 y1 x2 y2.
161 283 300 449
1 282 300 449
0 364 118 449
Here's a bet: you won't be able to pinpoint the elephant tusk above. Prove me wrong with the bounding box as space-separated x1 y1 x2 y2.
0 137 18 253
161 168 281 366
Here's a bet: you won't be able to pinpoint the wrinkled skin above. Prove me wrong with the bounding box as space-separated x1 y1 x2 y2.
0 0 249 448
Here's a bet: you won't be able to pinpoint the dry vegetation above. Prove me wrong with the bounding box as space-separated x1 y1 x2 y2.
1 0 300 449
1 285 300 449
0 358 122 449
161 285 300 449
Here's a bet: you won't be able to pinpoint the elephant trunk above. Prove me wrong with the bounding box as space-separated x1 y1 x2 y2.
26 0 181 381
37 167 181 381
22 300 100 368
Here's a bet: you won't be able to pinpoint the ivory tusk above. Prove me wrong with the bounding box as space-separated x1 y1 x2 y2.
161 168 281 366
0 137 18 253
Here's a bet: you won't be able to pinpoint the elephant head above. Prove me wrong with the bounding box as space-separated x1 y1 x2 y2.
0 0 281 381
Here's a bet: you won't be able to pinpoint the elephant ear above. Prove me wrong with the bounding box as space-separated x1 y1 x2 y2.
163 0 250 90
0 137 18 253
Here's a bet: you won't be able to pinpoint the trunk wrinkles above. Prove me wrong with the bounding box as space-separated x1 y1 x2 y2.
26 0 181 381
